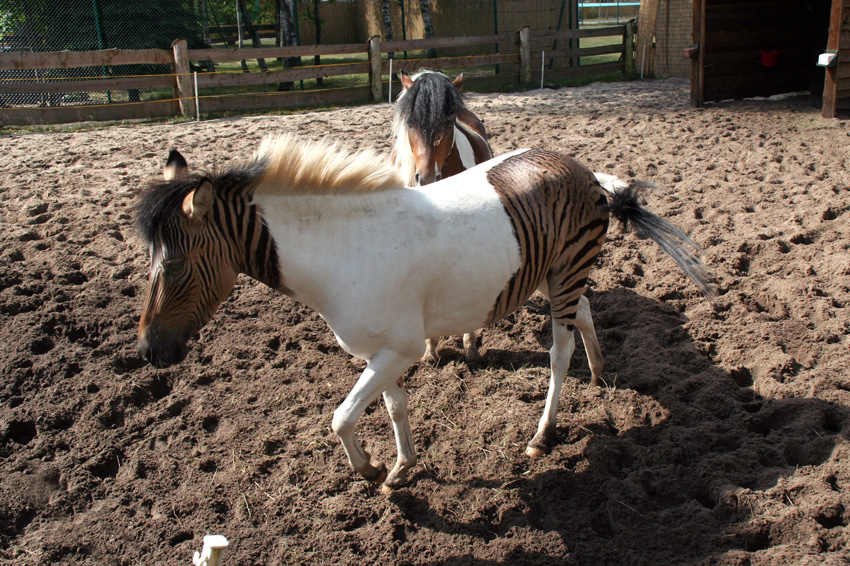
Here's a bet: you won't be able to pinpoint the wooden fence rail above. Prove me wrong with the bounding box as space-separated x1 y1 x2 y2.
0 24 633 126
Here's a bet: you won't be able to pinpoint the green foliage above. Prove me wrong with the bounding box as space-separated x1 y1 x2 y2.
0 0 205 51
204 0 274 26
0 11 16 37
99 1 205 50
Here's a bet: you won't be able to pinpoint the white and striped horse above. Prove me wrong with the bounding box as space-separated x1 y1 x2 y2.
391 69 495 362
136 135 714 489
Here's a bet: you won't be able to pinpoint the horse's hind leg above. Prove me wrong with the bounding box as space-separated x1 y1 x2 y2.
575 295 605 386
526 314 576 458
527 270 595 457
463 330 483 364
423 337 440 364
539 282 603 386
382 380 416 489
424 333 483 365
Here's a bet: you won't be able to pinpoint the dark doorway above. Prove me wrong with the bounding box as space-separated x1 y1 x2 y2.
691 0 832 106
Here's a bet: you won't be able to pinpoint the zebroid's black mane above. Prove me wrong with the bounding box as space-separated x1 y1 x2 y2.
134 158 267 246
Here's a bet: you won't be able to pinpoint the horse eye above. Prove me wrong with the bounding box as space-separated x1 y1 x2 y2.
162 258 186 277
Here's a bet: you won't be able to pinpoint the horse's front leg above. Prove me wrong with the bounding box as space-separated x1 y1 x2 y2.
331 348 420 484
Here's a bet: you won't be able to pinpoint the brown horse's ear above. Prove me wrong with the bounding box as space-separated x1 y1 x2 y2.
452 73 464 91
164 149 189 180
181 179 215 223
400 70 414 90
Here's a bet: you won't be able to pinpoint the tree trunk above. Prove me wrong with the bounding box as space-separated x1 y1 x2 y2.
198 0 214 71
275 0 282 48
277 0 300 91
237 0 269 72
198 0 211 46
382 0 394 59
419 0 436 58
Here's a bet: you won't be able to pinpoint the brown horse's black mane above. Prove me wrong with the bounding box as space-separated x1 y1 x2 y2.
394 71 466 144
134 158 266 246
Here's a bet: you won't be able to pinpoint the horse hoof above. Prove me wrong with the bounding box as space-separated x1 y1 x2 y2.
380 475 408 494
361 463 388 484
374 465 388 485
525 444 549 458
464 349 484 367
382 465 412 490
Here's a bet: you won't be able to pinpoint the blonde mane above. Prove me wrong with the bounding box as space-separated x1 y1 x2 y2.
390 119 417 187
255 135 405 195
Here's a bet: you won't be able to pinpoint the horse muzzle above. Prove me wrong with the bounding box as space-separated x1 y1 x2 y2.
414 170 441 186
138 321 189 368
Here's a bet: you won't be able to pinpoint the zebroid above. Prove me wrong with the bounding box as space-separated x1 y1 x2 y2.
135 135 715 489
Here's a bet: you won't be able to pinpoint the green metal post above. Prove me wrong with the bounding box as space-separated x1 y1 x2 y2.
573 0 579 67
400 0 407 59
550 0 566 69
293 0 303 89
493 0 499 75
293 0 300 44
91 0 111 103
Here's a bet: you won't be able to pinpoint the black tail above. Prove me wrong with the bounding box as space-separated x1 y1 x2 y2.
607 180 717 302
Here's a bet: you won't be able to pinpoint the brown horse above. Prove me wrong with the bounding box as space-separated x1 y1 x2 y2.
391 70 495 362
391 70 493 187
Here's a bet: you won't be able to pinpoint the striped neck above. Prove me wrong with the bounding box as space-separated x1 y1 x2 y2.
211 194 285 293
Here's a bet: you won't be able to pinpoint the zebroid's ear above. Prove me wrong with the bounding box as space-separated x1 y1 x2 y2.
400 70 414 91
181 179 215 224
164 149 189 181
452 73 464 91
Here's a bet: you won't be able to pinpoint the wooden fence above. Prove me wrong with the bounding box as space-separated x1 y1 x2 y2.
0 24 633 126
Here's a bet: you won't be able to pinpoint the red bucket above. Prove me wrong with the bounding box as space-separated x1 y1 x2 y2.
759 49 780 67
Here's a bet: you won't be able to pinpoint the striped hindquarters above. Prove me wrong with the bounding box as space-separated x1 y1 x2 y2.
484 149 610 324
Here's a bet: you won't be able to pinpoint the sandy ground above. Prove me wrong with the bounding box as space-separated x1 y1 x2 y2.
1 78 849 565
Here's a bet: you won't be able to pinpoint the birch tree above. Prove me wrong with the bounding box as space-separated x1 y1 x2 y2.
276 0 299 91
382 0 394 59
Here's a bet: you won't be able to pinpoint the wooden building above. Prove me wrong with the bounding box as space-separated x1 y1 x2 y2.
822 0 850 117
688 0 846 117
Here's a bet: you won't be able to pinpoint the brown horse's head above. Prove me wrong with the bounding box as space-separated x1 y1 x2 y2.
135 150 240 368
395 71 465 186
404 120 455 186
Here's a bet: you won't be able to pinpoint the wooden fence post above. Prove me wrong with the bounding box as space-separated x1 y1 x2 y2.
172 39 194 116
624 20 635 73
519 27 530 84
369 35 382 102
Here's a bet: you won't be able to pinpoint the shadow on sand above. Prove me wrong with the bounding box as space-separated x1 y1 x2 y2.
386 288 848 566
